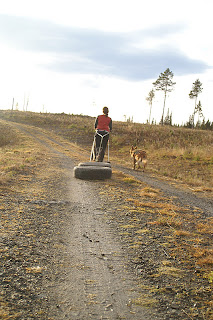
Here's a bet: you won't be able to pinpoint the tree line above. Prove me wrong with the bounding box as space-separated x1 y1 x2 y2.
146 68 213 130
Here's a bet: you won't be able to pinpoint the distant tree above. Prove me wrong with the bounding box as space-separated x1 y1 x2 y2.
202 120 213 130
195 119 202 128
11 97 14 111
199 119 213 130
26 96 29 111
195 100 204 122
153 68 176 125
146 89 155 124
164 108 172 126
185 114 194 128
189 79 203 126
127 116 133 123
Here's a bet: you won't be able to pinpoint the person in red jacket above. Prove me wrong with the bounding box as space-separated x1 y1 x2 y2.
94 106 112 161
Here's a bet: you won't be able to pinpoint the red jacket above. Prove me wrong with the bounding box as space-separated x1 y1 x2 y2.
95 115 112 132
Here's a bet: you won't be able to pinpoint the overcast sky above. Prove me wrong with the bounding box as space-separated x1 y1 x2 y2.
0 0 212 124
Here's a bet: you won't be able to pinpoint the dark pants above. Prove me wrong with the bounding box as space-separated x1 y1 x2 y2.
95 131 109 161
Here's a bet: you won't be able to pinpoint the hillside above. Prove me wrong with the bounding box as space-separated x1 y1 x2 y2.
0 109 212 193
0 110 212 320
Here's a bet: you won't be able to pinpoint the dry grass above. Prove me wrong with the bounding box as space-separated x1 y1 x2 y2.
132 295 158 307
151 215 183 228
140 187 161 198
1 109 212 192
173 230 191 237
0 120 49 193
0 120 20 147
0 110 212 319
196 221 213 234
105 170 212 269
99 169 213 319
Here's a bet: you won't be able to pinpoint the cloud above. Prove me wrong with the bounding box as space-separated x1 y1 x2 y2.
0 14 210 81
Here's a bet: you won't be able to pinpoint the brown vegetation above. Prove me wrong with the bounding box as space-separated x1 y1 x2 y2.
0 109 212 192
99 170 213 319
0 110 212 319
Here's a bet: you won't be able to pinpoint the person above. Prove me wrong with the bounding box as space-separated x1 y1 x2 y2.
93 106 112 162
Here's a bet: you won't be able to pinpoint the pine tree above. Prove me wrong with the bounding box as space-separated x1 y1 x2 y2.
195 101 204 120
189 79 203 126
164 109 172 125
153 68 176 125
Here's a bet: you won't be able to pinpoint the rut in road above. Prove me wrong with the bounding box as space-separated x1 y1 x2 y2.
5 120 213 217
5 121 212 319
15 122 212 217
53 176 153 319
10 122 155 319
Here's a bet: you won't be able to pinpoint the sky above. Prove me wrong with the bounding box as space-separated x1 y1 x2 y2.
0 0 212 125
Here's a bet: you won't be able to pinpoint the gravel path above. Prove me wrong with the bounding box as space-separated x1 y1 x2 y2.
1 121 212 320
1 122 157 319
49 164 153 319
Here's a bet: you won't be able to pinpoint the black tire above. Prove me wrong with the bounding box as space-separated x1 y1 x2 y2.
78 162 111 168
74 165 112 180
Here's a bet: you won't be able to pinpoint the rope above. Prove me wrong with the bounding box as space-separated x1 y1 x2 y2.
90 131 109 162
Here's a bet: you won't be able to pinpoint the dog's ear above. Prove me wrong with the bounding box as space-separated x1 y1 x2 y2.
134 146 137 150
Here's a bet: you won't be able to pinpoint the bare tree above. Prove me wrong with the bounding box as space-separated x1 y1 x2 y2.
11 97 14 111
189 79 203 126
153 68 176 124
146 89 155 124
26 96 29 111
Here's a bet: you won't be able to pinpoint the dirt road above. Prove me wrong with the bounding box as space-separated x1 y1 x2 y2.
51 162 153 319
1 121 212 320
1 122 158 319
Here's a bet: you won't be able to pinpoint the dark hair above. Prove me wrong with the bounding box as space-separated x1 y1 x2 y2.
103 106 109 115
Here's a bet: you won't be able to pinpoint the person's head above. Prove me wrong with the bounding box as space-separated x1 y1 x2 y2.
103 106 109 116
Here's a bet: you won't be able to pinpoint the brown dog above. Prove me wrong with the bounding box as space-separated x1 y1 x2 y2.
130 146 147 171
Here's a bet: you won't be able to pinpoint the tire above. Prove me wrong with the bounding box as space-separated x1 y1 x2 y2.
78 162 111 168
74 165 112 180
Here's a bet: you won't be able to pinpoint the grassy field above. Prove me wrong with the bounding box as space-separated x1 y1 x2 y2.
0 119 44 187
98 170 213 318
0 109 212 193
0 109 212 319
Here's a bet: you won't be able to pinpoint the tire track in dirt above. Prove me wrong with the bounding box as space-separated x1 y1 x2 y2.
18 122 212 218
7 122 156 319
5 122 71 156
114 164 213 217
54 177 153 319
7 121 213 217
4 121 212 319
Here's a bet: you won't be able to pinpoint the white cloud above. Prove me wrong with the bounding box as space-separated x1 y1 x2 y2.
0 0 212 124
